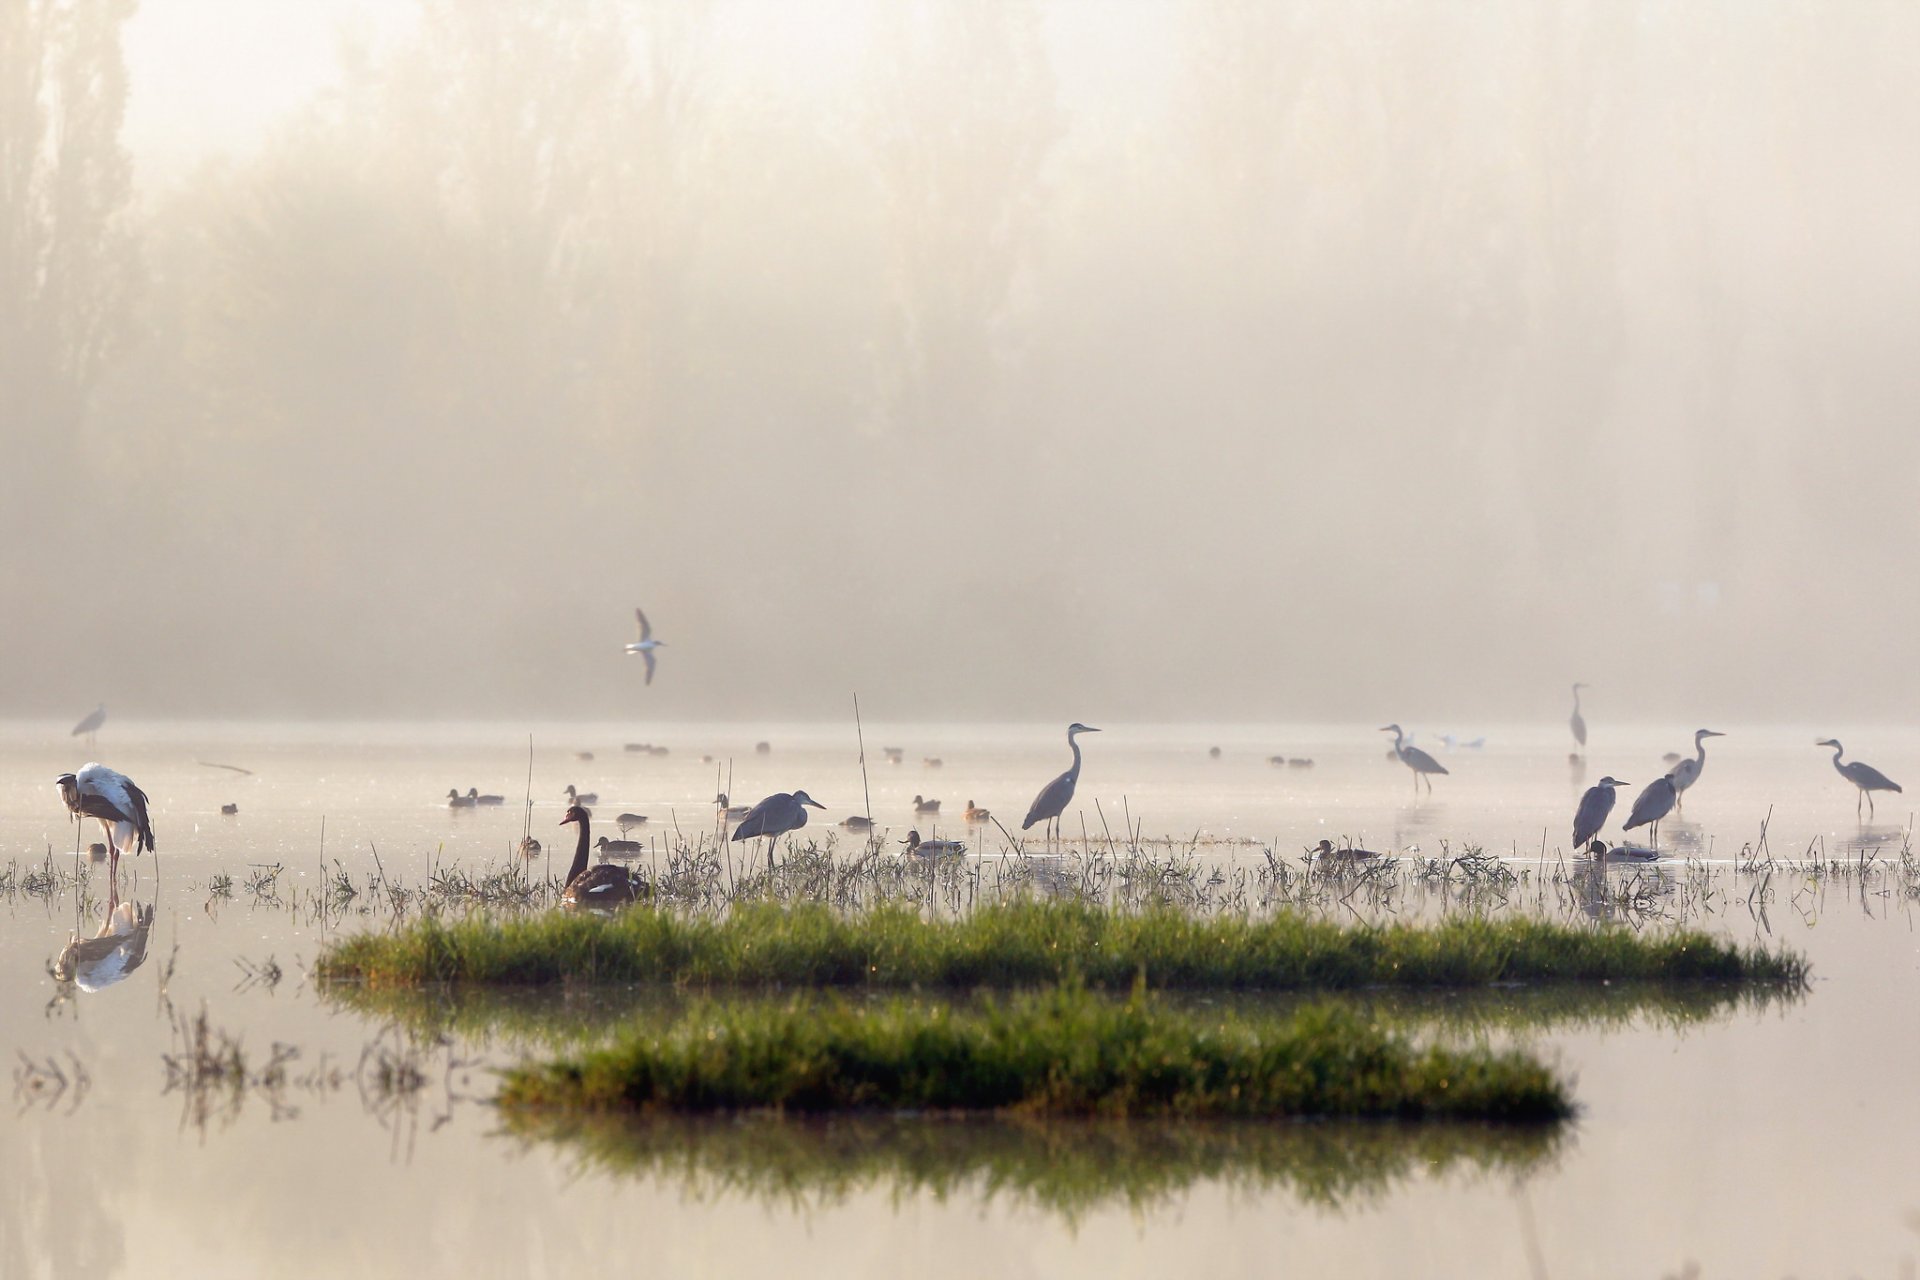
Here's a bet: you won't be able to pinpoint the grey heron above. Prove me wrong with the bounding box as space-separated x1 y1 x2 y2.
1572 776 1628 849
1621 774 1678 848
903 829 967 859
964 800 991 823
1669 730 1725 812
623 607 666 684
70 703 106 746
54 764 154 877
1022 723 1100 844
913 794 941 815
559 806 641 907
1569 684 1588 752
1816 739 1903 818
1380 725 1448 793
730 789 825 864
563 784 598 806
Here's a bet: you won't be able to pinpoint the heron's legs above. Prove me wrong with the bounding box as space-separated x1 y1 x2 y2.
1868 791 1876 820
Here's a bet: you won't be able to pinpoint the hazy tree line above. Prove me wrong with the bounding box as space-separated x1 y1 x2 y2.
4 0 1917 723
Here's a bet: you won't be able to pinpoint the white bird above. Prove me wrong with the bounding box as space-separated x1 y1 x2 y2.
1023 723 1100 844
1381 724 1448 794
1569 683 1589 753
1572 776 1628 849
53 888 154 992
1669 729 1725 812
70 703 106 746
1816 739 1903 818
623 607 666 684
54 764 154 876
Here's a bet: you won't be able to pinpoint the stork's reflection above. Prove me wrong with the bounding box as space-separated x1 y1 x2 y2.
53 872 154 993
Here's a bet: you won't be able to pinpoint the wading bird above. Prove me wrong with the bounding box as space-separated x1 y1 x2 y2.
54 764 154 877
902 830 966 858
1381 725 1448 794
964 800 991 823
71 703 106 746
466 787 505 806
623 607 666 684
1023 723 1100 844
596 835 643 857
1569 684 1589 753
1572 776 1629 849
1669 730 1725 812
730 790 825 863
913 794 941 815
1621 774 1678 848
558 805 640 907
1816 739 1903 818
563 784 598 807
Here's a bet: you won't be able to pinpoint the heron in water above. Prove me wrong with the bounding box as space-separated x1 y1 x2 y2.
730 790 825 863
54 764 155 878
70 703 106 747
1569 684 1588 754
1621 773 1678 849
1022 723 1100 845
1380 725 1448 794
1669 730 1725 812
1816 739 1903 818
623 607 666 685
1572 776 1629 850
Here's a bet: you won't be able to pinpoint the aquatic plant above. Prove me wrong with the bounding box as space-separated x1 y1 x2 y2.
314 898 1809 990
497 984 1573 1122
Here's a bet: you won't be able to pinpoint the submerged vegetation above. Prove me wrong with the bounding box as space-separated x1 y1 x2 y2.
314 898 1809 990
503 1111 1567 1219
497 985 1573 1122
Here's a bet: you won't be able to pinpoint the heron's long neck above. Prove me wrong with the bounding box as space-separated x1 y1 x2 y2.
1067 732 1084 780
1830 743 1847 768
1392 728 1406 754
567 817 590 883
1572 687 1582 714
1695 734 1710 765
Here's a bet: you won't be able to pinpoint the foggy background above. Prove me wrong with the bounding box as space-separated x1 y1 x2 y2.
4 0 1916 727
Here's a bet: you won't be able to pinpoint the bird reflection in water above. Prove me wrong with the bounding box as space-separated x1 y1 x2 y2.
52 874 155 995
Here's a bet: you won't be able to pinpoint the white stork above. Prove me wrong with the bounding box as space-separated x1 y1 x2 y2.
55 763 155 876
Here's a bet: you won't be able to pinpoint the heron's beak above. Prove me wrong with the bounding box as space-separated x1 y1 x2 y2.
805 798 825 809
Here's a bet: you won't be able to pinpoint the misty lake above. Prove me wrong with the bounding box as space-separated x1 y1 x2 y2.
5 719 1918 1278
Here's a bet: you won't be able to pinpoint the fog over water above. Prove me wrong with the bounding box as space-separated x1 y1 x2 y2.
5 1 1916 725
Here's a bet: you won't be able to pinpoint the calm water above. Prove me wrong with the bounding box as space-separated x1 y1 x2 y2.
4 719 1918 1278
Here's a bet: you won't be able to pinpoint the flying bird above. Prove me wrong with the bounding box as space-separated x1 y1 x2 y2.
1816 739 1903 818
558 805 641 907
1023 723 1100 843
54 764 154 876
1669 730 1725 812
1621 774 1678 848
1572 776 1629 849
1569 684 1588 752
623 608 666 684
71 703 106 745
1381 724 1448 794
730 790 825 862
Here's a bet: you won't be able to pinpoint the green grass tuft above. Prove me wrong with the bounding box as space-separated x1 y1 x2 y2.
314 899 1809 991
495 984 1573 1122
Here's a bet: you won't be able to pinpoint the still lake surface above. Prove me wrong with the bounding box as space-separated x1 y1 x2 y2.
4 718 1918 1278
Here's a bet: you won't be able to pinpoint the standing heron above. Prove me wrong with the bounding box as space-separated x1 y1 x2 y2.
1816 739 1903 818
1621 773 1678 849
1572 776 1628 850
1669 729 1725 813
71 703 106 747
623 607 666 685
730 790 825 864
1569 684 1588 754
54 764 154 877
1380 725 1448 794
1022 723 1100 845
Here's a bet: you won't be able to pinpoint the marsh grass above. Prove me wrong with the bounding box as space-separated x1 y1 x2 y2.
502 1110 1566 1219
496 984 1572 1121
314 898 1808 990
